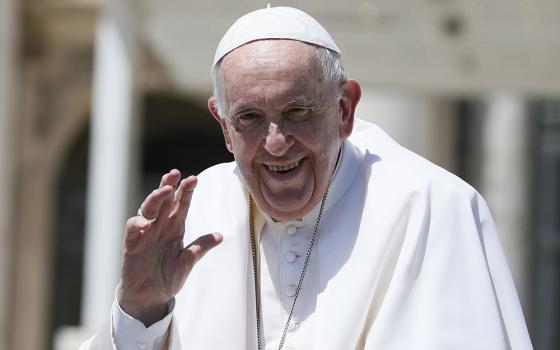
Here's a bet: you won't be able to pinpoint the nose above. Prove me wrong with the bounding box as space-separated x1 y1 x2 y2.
264 121 294 156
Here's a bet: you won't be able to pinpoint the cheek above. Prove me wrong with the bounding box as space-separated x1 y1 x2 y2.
310 133 342 175
313 128 339 153
229 132 260 165
226 127 244 153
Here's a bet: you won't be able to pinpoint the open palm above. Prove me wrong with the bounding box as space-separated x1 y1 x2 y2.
117 169 222 326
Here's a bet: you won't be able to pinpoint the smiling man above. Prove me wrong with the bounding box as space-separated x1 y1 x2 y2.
210 39 357 221
81 6 532 350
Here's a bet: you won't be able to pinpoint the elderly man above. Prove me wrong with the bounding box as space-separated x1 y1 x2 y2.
81 6 532 350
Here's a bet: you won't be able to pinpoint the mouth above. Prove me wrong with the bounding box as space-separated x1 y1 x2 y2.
266 160 300 173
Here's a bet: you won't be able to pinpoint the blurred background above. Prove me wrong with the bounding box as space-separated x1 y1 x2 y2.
0 0 559 349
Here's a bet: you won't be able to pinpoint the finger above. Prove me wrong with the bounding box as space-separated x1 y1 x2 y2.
125 216 152 236
159 169 181 189
171 176 197 219
181 233 223 266
157 189 175 227
140 185 175 221
123 216 154 253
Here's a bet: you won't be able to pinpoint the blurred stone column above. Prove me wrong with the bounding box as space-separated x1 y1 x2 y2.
356 89 458 173
479 93 532 319
82 0 141 331
0 0 19 348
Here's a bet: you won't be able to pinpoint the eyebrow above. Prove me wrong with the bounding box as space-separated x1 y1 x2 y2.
287 96 321 108
229 103 258 116
228 96 322 116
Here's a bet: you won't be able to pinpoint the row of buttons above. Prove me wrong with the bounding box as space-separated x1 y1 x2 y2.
284 225 301 300
265 220 307 348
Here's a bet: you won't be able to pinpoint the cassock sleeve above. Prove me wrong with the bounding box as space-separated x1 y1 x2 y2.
79 299 182 350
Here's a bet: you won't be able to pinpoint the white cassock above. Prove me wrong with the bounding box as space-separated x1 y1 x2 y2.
81 119 532 350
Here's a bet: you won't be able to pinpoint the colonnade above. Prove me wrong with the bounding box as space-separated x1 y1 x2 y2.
81 0 141 329
479 94 532 313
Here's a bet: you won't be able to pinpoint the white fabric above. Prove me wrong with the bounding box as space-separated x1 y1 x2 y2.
212 6 341 67
81 119 532 349
111 300 172 350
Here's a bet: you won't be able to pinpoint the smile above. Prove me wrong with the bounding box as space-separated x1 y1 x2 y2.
267 160 300 172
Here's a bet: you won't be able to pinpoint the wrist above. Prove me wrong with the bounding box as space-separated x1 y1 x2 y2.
117 288 170 327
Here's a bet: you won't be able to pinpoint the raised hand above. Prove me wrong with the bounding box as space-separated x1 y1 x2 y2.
116 169 223 326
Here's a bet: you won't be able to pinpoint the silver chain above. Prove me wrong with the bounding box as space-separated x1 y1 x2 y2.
249 186 330 350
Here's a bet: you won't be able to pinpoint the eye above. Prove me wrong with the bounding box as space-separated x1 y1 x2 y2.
287 108 305 114
239 112 258 121
233 112 263 130
285 107 310 121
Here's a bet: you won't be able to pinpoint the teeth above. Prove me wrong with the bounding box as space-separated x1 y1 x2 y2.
268 160 299 172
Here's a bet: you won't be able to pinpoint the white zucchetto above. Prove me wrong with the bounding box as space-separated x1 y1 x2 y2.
212 6 341 68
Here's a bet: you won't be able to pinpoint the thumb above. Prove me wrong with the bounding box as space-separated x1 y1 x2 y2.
181 233 223 266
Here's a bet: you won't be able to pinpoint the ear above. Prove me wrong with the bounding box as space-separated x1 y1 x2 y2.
338 80 361 139
208 96 234 153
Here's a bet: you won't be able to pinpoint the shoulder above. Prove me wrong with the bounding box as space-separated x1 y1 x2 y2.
188 161 240 216
187 161 247 231
196 161 237 181
193 161 239 194
349 118 479 205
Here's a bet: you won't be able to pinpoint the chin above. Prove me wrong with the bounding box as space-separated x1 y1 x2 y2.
269 209 306 222
261 194 310 218
264 197 320 221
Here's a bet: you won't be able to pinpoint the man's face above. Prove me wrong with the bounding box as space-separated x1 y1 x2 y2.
209 40 357 221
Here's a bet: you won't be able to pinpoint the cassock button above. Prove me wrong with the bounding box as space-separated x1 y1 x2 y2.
286 225 297 235
136 340 147 349
287 319 300 332
285 251 297 263
285 284 297 297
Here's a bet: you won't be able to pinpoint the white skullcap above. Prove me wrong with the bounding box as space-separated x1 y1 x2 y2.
212 6 340 68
